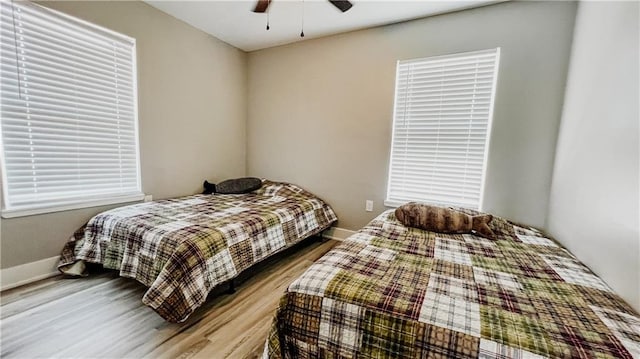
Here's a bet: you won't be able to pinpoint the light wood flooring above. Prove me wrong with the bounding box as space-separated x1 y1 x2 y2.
0 238 338 358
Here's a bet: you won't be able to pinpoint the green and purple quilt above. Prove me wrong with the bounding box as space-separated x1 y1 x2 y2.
265 209 640 358
59 180 337 322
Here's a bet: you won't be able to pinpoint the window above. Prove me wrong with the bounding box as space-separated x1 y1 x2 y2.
0 0 141 217
385 48 500 209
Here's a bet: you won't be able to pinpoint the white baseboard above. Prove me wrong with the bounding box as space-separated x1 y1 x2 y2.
322 227 356 241
1 256 60 292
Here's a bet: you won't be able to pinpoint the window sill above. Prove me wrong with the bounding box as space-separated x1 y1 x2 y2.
1 193 146 218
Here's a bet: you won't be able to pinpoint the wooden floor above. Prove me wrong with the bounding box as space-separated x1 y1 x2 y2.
0 239 338 358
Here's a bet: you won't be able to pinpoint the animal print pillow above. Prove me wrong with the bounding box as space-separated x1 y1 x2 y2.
394 202 495 239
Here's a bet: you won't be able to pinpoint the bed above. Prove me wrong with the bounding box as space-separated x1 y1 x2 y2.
58 180 337 322
264 209 640 358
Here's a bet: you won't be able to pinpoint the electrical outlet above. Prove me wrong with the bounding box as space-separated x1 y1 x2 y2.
365 200 373 212
144 194 153 202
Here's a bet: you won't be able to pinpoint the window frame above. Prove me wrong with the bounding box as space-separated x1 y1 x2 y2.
384 48 501 210
0 1 143 218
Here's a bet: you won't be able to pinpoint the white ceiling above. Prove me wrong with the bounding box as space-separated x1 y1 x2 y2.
145 0 501 52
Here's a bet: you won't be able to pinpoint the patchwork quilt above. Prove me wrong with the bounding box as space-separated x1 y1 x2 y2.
265 210 640 358
59 180 337 322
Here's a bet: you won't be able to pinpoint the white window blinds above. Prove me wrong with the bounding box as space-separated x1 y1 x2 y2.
0 0 141 215
385 48 500 209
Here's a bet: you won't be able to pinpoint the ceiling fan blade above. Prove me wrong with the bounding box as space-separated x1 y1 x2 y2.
328 0 353 12
253 0 271 13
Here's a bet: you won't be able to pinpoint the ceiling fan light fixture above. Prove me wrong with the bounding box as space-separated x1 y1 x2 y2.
253 0 353 14
253 0 353 37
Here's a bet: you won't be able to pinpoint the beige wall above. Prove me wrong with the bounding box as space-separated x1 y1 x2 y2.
0 1 248 268
547 1 639 311
247 1 577 230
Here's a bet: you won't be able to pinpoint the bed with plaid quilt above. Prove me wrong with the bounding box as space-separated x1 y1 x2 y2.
265 209 640 358
58 180 337 322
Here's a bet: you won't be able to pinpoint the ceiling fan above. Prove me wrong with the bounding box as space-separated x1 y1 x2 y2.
252 0 354 13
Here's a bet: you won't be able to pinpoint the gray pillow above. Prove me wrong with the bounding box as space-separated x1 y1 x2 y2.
205 177 262 194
